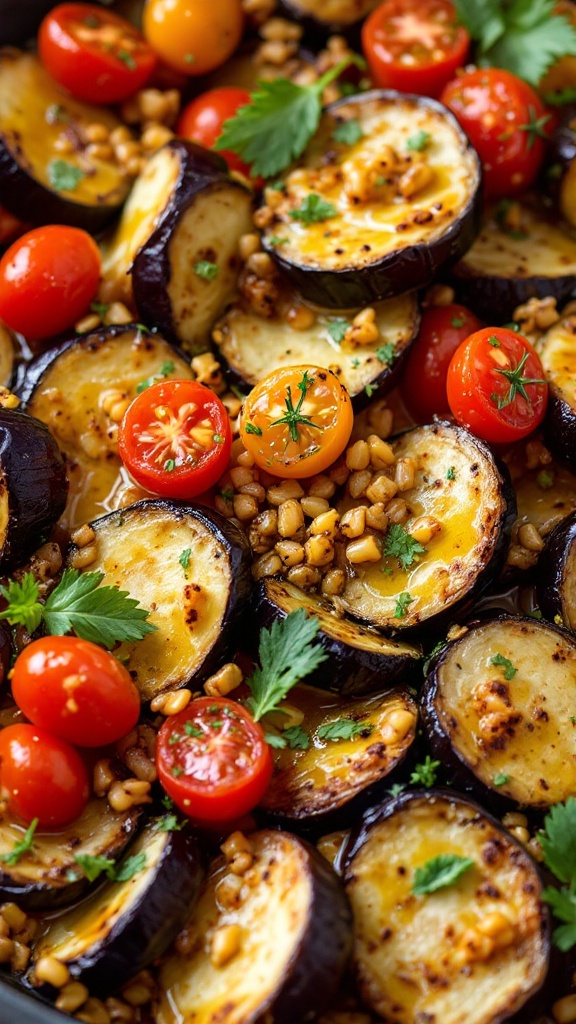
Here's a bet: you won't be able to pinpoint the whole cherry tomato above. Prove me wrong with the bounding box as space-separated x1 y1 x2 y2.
156 698 273 824
0 724 90 828
0 225 101 342
143 0 244 76
446 326 548 443
400 303 482 422
177 87 254 179
11 636 141 748
239 365 354 479
39 3 156 104
362 0 470 97
440 68 553 200
118 379 232 498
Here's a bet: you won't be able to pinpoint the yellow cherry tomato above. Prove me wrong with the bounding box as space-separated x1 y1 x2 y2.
239 365 354 479
143 0 244 76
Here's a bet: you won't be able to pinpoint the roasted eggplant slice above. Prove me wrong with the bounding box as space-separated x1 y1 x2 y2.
156 829 352 1024
260 91 481 308
450 197 576 322
422 615 576 808
503 442 576 540
19 324 193 531
538 314 576 472
213 286 420 405
342 790 550 1024
0 51 132 232
260 683 417 828
537 511 576 628
29 818 204 997
101 139 253 353
0 407 67 572
336 422 515 631
0 797 141 911
255 577 422 695
279 0 380 35
65 500 251 702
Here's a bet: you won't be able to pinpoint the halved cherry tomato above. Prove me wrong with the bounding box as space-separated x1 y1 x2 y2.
39 3 156 104
400 303 482 422
239 365 354 479
0 724 90 828
362 0 470 98
177 87 255 180
143 0 244 76
156 698 273 824
440 68 553 200
118 379 232 498
446 327 548 444
0 225 101 342
11 636 141 748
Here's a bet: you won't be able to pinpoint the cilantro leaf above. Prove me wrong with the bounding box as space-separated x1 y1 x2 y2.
194 261 219 280
48 159 85 192
542 886 576 951
74 853 116 882
410 756 440 787
317 719 370 742
0 818 38 866
406 130 431 152
376 342 396 365
114 852 147 882
290 194 337 224
265 731 288 748
155 814 185 832
215 55 363 178
327 317 350 344
332 118 363 145
394 592 414 619
43 568 157 647
283 724 310 750
539 797 576 887
413 854 475 896
246 608 327 721
490 652 517 681
0 573 43 633
384 524 426 569
454 0 506 53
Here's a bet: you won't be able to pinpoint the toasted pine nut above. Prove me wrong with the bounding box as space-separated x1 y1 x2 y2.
385 498 409 524
160 689 192 716
55 982 90 1013
305 534 334 567
93 757 117 797
267 480 304 505
306 475 336 499
365 503 389 532
107 779 152 812
277 498 305 537
321 568 346 596
239 233 261 261
300 495 330 518
395 457 417 491
286 564 321 588
124 747 156 783
214 873 243 911
211 924 243 968
340 506 367 539
71 524 96 548
346 535 382 563
0 938 14 964
221 831 253 860
346 440 370 471
398 162 434 198
11 940 30 972
275 540 305 566
553 995 576 1023
233 494 259 521
34 956 71 989
367 435 396 468
517 522 544 552
75 313 102 335
309 508 339 537
502 811 528 828
204 663 243 698
1 903 26 932
349 469 372 499
380 708 415 743
70 545 98 569
366 473 398 504
408 515 441 545
252 552 283 580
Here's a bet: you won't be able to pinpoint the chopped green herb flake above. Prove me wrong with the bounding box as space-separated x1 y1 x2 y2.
327 317 349 344
213 433 225 444
413 854 474 896
365 383 375 398
387 782 406 797
179 548 191 574
490 652 517 680
184 721 204 738
376 342 396 365
406 130 431 152
268 235 288 246
332 118 363 145
48 159 85 192
410 755 440 787
318 719 371 742
493 772 509 787
394 592 414 619
290 193 337 225
164 459 176 472
117 49 136 69
0 818 38 866
488 335 501 347
384 524 426 569
446 466 456 481
194 261 219 280
283 725 310 750
244 422 262 436
537 469 554 490
171 765 184 777
265 732 287 748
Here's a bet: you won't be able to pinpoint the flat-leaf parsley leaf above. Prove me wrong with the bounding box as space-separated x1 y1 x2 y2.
246 608 327 722
412 854 475 895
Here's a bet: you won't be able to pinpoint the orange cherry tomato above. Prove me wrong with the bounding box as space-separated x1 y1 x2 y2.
239 365 354 479
142 0 244 76
0 724 90 828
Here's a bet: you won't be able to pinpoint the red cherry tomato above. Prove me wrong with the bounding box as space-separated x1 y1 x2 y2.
362 0 470 98
0 724 90 828
400 303 482 422
118 379 232 499
178 87 255 179
156 698 273 824
446 327 548 444
440 68 553 200
11 636 141 748
39 3 156 104
0 225 101 342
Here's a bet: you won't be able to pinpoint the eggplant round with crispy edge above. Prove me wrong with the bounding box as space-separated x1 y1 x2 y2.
213 285 420 407
102 138 254 354
28 818 204 997
156 829 352 1024
422 615 576 808
259 90 482 309
19 323 194 532
65 500 251 702
0 51 132 233
341 789 550 1024
259 682 418 830
502 444 576 548
279 0 380 36
449 197 576 323
254 576 422 696
537 511 576 627
545 107 576 229
539 315 576 473
0 406 68 572
336 422 516 632
0 797 141 912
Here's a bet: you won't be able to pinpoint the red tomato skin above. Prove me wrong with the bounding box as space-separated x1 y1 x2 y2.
0 724 90 828
440 69 551 199
362 0 470 98
11 637 141 748
177 88 254 179
118 380 232 499
446 327 548 443
400 303 482 422
0 226 101 342
156 698 273 824
39 3 156 104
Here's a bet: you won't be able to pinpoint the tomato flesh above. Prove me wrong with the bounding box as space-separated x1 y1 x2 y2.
446 327 548 444
362 0 470 97
239 365 354 479
39 3 156 104
118 379 232 499
11 636 141 748
156 698 273 824
0 724 90 828
177 87 255 179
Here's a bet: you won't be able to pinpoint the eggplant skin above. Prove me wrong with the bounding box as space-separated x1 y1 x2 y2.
0 1 55 44
536 510 576 627
543 389 576 473
0 407 67 572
